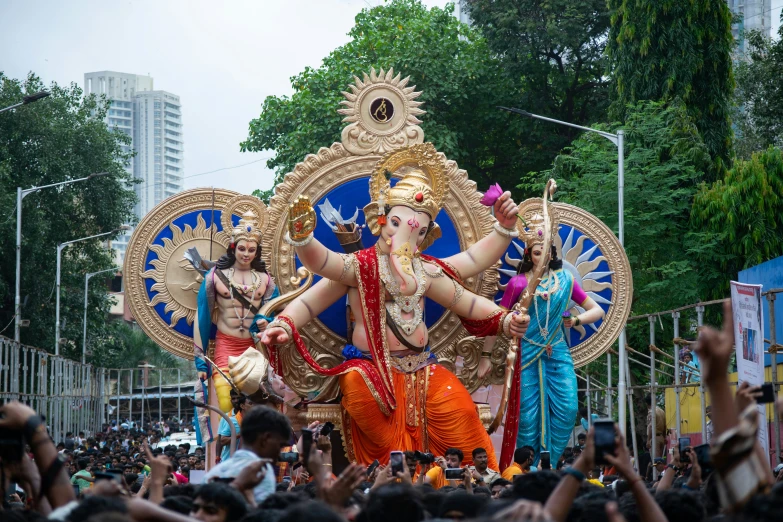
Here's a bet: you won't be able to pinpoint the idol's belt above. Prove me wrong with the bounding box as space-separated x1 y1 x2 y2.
521 332 564 348
389 350 436 374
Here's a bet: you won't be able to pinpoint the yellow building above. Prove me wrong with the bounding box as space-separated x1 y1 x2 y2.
662 365 782 447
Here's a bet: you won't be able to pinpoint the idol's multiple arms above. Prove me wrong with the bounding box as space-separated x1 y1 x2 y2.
425 275 529 338
262 278 349 345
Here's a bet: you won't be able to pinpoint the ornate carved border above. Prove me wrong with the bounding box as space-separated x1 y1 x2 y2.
125 188 240 360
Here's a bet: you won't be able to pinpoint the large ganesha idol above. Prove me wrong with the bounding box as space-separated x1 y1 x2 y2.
124 68 632 470
262 141 529 469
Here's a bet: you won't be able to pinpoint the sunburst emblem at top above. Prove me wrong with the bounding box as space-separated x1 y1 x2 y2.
338 67 426 155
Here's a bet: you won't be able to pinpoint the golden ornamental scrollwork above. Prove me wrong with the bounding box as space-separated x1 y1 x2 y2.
125 188 240 360
338 68 425 155
452 336 510 395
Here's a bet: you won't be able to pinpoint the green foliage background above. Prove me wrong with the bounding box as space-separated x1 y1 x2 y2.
0 73 136 358
607 0 735 174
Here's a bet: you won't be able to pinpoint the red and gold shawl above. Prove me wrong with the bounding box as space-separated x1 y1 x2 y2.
269 246 505 415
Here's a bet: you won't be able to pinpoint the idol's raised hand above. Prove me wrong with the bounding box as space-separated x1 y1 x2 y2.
288 194 317 241
493 190 519 230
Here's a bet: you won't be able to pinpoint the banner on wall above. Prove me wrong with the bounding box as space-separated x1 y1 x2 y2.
730 281 768 456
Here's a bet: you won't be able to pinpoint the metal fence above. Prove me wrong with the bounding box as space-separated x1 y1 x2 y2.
105 367 195 431
0 336 106 444
0 335 196 444
575 291 783 475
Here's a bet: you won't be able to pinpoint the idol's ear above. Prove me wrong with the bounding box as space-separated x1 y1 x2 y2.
418 222 441 252
363 202 382 236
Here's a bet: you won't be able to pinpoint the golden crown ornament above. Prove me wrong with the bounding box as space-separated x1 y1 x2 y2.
231 210 264 245
220 194 268 246
520 213 560 248
364 143 448 251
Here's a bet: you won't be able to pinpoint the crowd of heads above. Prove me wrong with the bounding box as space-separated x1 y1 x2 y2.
53 419 208 495
1 303 782 521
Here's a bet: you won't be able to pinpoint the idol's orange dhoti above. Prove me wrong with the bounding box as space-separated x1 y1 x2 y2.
340 363 498 470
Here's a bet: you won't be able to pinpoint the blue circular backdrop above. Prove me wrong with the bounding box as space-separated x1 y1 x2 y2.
144 209 239 340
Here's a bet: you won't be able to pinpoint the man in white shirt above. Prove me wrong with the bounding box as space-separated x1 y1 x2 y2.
705 405 714 445
469 447 501 486
204 405 291 504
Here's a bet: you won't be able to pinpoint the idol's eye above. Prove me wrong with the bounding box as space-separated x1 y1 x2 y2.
391 219 399 227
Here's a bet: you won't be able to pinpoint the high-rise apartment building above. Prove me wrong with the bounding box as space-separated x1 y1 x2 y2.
728 0 773 54
133 91 184 218
83 71 184 263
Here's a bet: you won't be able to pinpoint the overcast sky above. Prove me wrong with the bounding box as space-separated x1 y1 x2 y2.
1 0 780 196
0 0 451 195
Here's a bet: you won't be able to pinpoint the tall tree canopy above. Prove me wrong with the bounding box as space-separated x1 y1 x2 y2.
537 99 710 315
607 0 734 172
733 27 783 159
0 73 136 355
690 147 783 299
465 0 611 178
243 0 547 201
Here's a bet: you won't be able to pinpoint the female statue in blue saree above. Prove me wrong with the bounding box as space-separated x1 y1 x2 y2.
496 214 605 468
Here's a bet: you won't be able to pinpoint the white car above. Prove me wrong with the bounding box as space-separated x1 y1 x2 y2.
152 432 201 454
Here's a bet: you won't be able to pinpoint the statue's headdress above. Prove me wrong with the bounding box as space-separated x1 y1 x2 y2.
520 213 559 249
364 143 448 251
220 195 268 246
231 210 264 245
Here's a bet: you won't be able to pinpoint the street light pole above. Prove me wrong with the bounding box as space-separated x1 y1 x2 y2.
499 107 629 434
83 267 118 364
15 172 109 343
56 226 128 355
0 91 50 114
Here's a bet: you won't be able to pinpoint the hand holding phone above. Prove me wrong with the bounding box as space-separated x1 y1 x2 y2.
301 428 314 470
678 437 691 464
593 420 616 465
444 468 464 480
540 451 551 470
319 422 335 438
366 459 380 478
390 451 404 476
758 383 775 404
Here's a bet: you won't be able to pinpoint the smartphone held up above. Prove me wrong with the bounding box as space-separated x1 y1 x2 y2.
593 420 617 465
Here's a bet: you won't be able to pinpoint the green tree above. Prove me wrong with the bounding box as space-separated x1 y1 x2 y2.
90 322 193 381
690 147 783 299
540 100 713 436
607 0 735 172
242 0 538 198
537 99 710 316
465 0 611 178
0 73 136 353
733 27 783 159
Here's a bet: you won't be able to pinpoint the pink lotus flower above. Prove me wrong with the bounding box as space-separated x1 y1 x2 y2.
480 183 503 206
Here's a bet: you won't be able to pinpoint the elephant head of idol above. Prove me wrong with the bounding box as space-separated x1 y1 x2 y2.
364 143 448 296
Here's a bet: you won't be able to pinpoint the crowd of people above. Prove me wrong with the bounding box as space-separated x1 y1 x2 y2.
0 303 781 521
